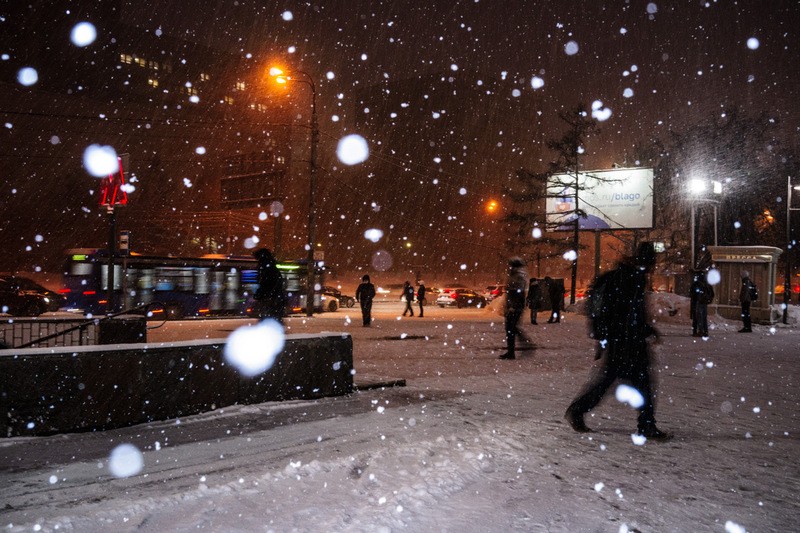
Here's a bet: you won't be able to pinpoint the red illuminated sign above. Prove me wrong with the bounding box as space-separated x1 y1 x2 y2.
99 157 128 207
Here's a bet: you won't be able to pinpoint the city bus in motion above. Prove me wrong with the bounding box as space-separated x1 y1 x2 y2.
60 249 325 318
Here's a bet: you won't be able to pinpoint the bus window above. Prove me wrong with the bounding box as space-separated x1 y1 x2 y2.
195 268 210 294
224 270 239 309
70 262 93 276
100 264 123 290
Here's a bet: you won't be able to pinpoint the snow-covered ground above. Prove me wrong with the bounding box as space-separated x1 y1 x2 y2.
1 297 798 532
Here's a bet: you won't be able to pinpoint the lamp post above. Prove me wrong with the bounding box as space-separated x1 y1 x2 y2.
270 67 318 317
688 179 721 269
784 177 800 324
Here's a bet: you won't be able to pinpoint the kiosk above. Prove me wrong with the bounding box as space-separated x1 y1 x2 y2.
707 246 782 325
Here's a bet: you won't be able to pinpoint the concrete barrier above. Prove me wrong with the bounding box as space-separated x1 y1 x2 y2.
0 333 353 437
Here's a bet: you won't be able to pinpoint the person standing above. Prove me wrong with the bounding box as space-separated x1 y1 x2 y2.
417 281 426 317
690 270 714 337
565 242 672 441
526 277 542 325
739 271 756 333
355 275 376 327
402 281 415 317
499 257 528 360
253 248 287 324
545 276 562 323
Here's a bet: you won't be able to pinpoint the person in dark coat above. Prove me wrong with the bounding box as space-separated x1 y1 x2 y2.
417 281 426 317
402 281 415 317
545 276 562 323
565 242 672 441
739 271 754 332
526 277 542 325
690 270 714 337
355 275 376 327
499 257 528 360
253 248 287 323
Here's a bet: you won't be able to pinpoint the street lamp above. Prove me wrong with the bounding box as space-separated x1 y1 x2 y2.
688 179 721 269
784 177 800 324
270 66 318 317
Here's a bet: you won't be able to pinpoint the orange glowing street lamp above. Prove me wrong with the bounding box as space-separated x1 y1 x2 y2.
269 64 319 317
485 199 499 214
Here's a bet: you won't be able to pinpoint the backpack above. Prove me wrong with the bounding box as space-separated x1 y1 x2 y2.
586 270 618 341
748 281 758 301
700 283 715 305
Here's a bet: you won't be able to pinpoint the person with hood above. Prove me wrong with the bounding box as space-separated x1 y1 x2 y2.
355 275 376 327
499 257 528 360
739 271 756 332
526 277 542 325
564 242 672 441
402 281 415 317
253 248 287 323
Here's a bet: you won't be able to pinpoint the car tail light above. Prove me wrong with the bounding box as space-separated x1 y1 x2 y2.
58 288 71 294
83 290 96 295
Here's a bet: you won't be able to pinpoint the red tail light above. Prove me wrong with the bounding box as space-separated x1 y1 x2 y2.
58 288 71 294
83 290 96 295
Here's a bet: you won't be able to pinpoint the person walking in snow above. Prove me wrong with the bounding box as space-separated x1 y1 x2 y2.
499 257 529 360
739 271 756 332
545 276 562 323
690 270 714 337
417 281 427 317
253 248 287 324
526 277 542 325
355 275 376 327
565 242 672 441
402 281 415 317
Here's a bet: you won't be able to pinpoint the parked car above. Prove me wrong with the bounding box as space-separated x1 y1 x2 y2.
483 284 505 301
322 286 355 308
436 288 487 308
0 275 65 316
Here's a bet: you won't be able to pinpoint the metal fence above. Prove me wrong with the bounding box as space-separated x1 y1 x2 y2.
0 317 98 349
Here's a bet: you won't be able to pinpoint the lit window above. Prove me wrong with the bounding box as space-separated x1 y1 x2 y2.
120 54 133 64
148 78 159 88
200 73 211 81
236 81 246 91
135 57 146 67
223 95 234 105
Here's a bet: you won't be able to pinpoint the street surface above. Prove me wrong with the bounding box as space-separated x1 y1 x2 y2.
1 301 798 532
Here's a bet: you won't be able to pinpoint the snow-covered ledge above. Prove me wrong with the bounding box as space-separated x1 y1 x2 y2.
0 333 353 437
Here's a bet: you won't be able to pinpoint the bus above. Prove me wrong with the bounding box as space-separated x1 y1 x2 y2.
60 249 326 318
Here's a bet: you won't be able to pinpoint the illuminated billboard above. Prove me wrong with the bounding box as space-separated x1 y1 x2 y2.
545 167 654 230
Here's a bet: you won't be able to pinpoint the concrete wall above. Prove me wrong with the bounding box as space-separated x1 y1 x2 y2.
0 333 353 437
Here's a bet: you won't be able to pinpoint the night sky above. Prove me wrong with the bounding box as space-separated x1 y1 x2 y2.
1 0 797 280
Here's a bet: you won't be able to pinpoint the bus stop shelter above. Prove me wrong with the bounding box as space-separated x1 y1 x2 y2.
707 246 782 325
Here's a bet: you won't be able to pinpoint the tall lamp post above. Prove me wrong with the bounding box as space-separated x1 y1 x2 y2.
784 177 800 324
270 67 318 317
688 179 721 269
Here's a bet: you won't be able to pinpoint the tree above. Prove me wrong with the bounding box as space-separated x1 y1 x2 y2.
506 104 600 304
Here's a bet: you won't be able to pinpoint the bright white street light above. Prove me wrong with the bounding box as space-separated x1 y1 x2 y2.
688 179 707 195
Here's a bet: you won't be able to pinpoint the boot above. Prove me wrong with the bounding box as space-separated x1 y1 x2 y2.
564 408 592 433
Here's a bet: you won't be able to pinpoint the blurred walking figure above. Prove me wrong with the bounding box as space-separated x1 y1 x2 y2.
565 242 672 441
402 281 415 317
739 271 757 332
499 257 528 360
690 270 714 337
545 276 562 323
417 281 426 317
526 277 542 325
355 275 376 327
253 248 287 324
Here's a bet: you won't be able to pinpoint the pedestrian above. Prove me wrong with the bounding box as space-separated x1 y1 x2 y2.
565 242 672 441
739 271 756 333
355 275 376 327
417 281 426 317
545 276 562 323
253 248 287 324
526 277 542 325
402 281 415 317
499 257 528 360
690 270 714 337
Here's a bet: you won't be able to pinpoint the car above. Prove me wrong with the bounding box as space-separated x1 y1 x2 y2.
436 288 487 308
483 284 505 301
322 286 355 308
0 275 66 316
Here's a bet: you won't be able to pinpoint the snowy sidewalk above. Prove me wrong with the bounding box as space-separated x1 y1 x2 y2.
1 308 798 532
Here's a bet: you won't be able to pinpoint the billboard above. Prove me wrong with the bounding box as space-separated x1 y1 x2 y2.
545 167 654 231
